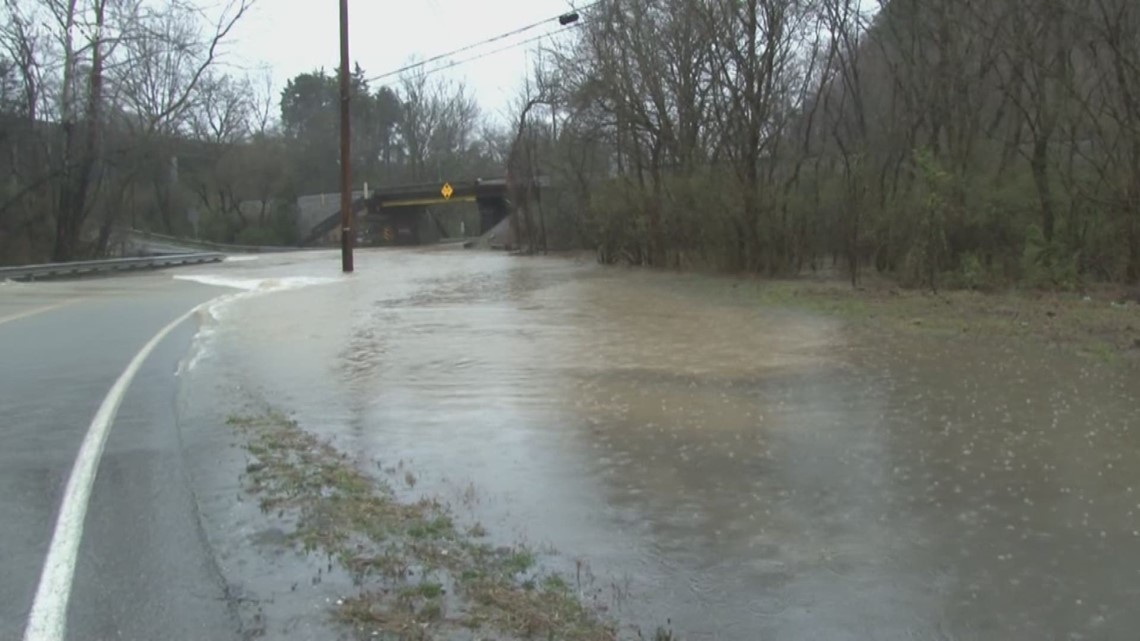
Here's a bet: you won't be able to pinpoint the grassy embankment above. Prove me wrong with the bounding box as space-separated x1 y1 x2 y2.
675 273 1140 366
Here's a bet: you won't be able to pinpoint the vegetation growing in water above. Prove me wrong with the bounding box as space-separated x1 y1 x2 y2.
228 412 625 641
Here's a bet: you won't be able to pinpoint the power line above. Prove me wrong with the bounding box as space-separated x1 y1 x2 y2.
364 2 599 84
410 23 583 81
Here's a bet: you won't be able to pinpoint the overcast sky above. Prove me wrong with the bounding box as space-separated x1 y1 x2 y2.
223 0 583 122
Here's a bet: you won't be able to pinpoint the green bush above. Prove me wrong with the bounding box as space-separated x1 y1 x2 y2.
1021 224 1080 290
959 252 987 290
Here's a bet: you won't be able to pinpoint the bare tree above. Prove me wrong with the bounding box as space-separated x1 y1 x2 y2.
0 0 46 121
114 0 252 135
398 69 480 182
103 0 251 238
505 65 554 254
248 68 275 137
189 73 251 144
0 0 251 259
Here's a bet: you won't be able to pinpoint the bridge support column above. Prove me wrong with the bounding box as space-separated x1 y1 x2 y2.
390 209 422 245
476 197 510 235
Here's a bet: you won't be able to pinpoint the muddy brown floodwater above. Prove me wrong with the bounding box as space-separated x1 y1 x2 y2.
176 248 1140 640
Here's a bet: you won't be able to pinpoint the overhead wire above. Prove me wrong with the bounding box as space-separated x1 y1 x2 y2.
409 23 584 81
364 1 599 84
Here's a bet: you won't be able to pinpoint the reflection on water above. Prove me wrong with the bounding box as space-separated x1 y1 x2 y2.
188 248 1140 640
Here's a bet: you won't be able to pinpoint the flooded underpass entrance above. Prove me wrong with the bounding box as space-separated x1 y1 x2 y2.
177 248 1140 640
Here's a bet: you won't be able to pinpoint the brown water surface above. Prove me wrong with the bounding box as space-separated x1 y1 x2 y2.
182 248 1140 640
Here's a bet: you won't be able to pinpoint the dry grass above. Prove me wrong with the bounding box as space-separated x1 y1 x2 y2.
465 577 616 641
336 593 441 641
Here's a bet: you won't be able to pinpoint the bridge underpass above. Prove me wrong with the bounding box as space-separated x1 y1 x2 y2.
300 178 512 248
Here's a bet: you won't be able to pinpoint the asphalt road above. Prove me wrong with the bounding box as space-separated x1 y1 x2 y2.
0 274 239 641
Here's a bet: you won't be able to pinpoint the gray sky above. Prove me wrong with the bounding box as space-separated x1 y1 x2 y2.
225 0 581 122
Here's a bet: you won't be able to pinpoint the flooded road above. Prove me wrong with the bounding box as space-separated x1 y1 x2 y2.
178 248 1140 640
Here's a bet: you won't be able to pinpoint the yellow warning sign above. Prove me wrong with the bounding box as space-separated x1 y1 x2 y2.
441 182 454 200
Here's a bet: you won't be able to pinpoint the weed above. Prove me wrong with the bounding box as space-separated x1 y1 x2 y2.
399 582 444 600
463 577 616 641
407 516 454 540
501 550 536 575
419 599 443 622
336 594 435 640
1083 340 1119 364
543 574 569 592
230 412 618 641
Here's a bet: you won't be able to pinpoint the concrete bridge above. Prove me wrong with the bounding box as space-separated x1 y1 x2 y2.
300 178 513 247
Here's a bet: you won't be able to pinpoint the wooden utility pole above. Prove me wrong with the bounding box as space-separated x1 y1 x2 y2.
338 0 354 272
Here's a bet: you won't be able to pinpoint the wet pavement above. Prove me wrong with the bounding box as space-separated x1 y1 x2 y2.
0 274 239 641
172 248 1140 641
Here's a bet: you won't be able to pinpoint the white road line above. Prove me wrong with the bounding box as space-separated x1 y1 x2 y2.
0 299 80 327
22 304 206 641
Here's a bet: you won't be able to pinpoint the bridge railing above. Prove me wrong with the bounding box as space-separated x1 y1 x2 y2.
0 253 224 282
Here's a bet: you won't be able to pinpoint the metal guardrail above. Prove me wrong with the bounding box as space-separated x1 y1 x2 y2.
124 229 301 254
0 253 224 282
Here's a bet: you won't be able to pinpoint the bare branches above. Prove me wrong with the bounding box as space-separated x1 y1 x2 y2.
113 0 252 135
0 0 253 261
0 0 47 120
188 72 252 145
524 0 1140 281
398 68 481 181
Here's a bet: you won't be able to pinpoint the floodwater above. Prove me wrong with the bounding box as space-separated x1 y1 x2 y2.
178 248 1140 640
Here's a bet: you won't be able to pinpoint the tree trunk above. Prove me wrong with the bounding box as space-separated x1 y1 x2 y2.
1031 135 1055 244
1128 216 1140 284
847 189 860 287
53 162 78 261
95 214 115 257
1127 171 1140 283
51 1 105 262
